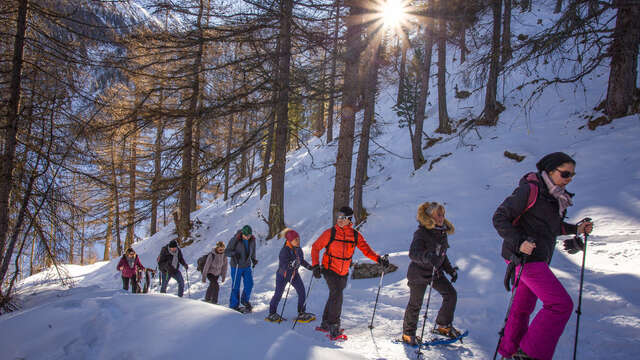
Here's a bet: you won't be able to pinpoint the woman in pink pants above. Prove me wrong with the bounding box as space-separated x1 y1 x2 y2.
493 152 593 360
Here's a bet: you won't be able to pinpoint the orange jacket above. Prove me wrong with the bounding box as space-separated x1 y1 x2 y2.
311 224 379 276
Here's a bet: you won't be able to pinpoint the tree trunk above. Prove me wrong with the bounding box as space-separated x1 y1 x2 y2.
588 0 599 18
125 131 137 251
332 0 364 221
353 42 382 226
240 115 249 178
314 47 328 137
436 11 450 134
179 0 205 242
397 35 409 105
413 23 435 170
30 233 35 275
191 116 201 211
521 0 530 12
80 210 85 265
502 0 512 64
104 202 112 261
110 140 123 256
460 26 467 64
260 102 275 199
555 0 563 14
150 116 163 236
268 0 294 239
606 0 640 118
0 0 28 260
224 115 233 201
480 0 502 126
326 0 342 144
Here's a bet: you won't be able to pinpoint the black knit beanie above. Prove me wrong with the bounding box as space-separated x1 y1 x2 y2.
338 206 354 217
168 240 178 248
536 152 576 172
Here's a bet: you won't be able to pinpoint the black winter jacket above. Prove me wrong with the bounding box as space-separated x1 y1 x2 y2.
157 245 187 274
493 172 578 264
407 225 455 285
225 231 257 268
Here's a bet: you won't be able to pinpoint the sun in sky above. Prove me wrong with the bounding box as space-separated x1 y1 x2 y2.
380 0 408 28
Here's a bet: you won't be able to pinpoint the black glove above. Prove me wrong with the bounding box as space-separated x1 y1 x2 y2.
563 236 585 255
427 252 444 268
252 259 258 268
184 264 189 270
378 254 390 268
448 266 459 283
312 265 322 279
304 263 312 270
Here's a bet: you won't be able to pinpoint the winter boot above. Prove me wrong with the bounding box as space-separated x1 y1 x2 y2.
329 323 343 339
241 301 253 312
433 323 462 339
265 313 285 323
296 312 316 323
401 334 422 346
512 348 537 360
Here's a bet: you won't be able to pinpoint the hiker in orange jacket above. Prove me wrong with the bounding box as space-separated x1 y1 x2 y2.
311 206 389 339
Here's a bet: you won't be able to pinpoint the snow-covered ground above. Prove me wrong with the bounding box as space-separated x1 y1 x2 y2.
2 3 640 360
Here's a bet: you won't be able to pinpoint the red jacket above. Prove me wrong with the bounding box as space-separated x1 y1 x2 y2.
117 255 144 278
311 224 379 276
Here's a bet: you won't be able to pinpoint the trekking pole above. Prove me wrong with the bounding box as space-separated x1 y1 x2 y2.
492 257 527 360
231 264 239 307
368 263 387 329
573 217 592 360
292 274 314 330
416 267 437 358
278 270 296 324
185 268 192 299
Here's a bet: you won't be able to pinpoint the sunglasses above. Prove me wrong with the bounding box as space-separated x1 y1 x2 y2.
555 169 576 179
337 215 352 221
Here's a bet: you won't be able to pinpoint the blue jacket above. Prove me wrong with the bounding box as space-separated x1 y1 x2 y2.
278 244 311 279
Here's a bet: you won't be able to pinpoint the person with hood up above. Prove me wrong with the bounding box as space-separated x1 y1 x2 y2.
402 202 461 346
493 152 593 360
225 225 258 312
117 247 145 293
157 239 188 297
201 241 228 304
266 228 315 323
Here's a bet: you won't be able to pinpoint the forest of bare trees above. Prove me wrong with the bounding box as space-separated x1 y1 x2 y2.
1 0 638 308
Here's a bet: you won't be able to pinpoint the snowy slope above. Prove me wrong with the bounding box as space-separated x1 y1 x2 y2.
3 3 640 360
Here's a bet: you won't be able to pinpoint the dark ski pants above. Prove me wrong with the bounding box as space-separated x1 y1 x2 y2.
122 275 139 293
205 274 220 304
229 266 253 308
402 275 457 336
160 271 185 297
321 269 348 327
269 271 306 315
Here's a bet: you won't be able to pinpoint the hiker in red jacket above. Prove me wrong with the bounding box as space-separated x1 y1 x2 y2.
117 248 145 293
311 206 389 339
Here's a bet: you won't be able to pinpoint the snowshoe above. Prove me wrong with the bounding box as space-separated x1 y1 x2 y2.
422 329 469 347
295 312 316 323
232 306 250 314
401 334 422 347
512 348 537 360
315 325 344 334
432 324 462 339
328 324 346 340
265 313 286 323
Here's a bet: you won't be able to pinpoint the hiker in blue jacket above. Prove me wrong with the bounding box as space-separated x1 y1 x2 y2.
266 228 315 323
225 225 258 312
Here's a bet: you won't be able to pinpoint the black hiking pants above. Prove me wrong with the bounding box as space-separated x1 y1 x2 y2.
122 275 140 293
402 274 457 336
321 269 348 327
205 274 220 304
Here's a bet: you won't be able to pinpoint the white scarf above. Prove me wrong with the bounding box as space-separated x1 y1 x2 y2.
169 248 179 269
541 171 573 215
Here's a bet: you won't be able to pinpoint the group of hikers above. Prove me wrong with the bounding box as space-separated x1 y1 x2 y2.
115 152 593 360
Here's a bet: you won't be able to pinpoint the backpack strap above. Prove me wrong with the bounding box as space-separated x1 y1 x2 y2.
512 172 539 226
324 227 359 267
